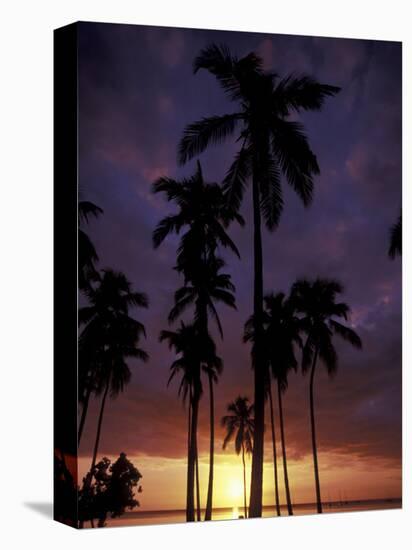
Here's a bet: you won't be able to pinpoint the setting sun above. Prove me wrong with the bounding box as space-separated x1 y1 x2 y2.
228 479 244 501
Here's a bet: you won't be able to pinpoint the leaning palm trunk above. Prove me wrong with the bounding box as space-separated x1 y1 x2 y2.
268 382 281 516
78 384 92 445
242 442 248 519
277 380 293 515
309 348 322 513
204 372 215 520
80 375 111 528
249 169 265 518
90 377 110 473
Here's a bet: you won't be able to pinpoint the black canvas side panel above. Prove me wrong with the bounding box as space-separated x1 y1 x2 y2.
53 22 78 528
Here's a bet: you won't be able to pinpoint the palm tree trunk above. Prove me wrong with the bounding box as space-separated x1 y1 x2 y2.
195 443 201 521
309 348 322 513
90 377 110 473
249 167 265 518
268 381 281 516
78 383 92 445
277 380 293 515
78 376 110 529
188 389 192 459
186 389 193 521
186 384 199 522
204 372 214 521
242 442 248 519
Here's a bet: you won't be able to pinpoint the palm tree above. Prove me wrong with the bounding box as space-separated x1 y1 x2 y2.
291 278 362 513
153 162 238 521
90 316 148 474
221 396 254 519
161 323 222 522
78 200 103 291
263 293 302 516
203 358 223 520
152 160 242 263
389 213 402 258
79 270 148 468
244 317 280 516
243 292 300 516
169 256 235 522
179 44 340 516
267 380 281 516
78 332 103 445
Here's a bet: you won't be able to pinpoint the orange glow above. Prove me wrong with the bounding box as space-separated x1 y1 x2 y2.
78 449 401 512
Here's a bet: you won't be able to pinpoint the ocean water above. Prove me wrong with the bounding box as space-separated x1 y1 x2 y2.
103 499 401 528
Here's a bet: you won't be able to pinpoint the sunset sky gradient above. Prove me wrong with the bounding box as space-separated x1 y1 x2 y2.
77 23 402 511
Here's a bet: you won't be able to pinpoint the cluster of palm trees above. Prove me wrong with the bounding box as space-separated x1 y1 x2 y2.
154 42 365 520
76 41 401 524
222 280 362 518
77 199 149 496
154 161 241 521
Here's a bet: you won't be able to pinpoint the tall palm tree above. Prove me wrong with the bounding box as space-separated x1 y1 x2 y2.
161 323 222 521
291 278 362 513
160 322 201 520
179 44 340 516
203 359 223 520
244 318 280 516
153 162 238 521
168 256 236 522
78 332 103 445
221 396 254 519
263 293 302 516
389 213 402 258
79 270 148 467
90 316 148 475
78 200 103 291
267 380 280 516
152 160 242 263
243 292 300 516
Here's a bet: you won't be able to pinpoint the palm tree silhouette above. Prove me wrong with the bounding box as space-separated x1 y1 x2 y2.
79 270 148 475
78 200 103 291
153 162 238 521
263 293 302 516
161 322 222 521
160 322 200 518
221 396 254 519
291 278 362 513
267 378 281 516
78 329 103 445
244 292 300 516
167 256 235 522
244 315 280 516
389 213 402 258
178 44 340 516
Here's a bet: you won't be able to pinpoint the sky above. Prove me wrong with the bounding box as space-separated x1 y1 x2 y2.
77 22 402 511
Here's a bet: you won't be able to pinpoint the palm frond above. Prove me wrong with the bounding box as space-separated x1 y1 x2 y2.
389 213 402 259
168 293 194 323
78 201 103 224
271 119 317 206
259 151 283 230
329 320 362 349
273 75 341 116
178 114 240 165
152 215 184 248
222 145 252 213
